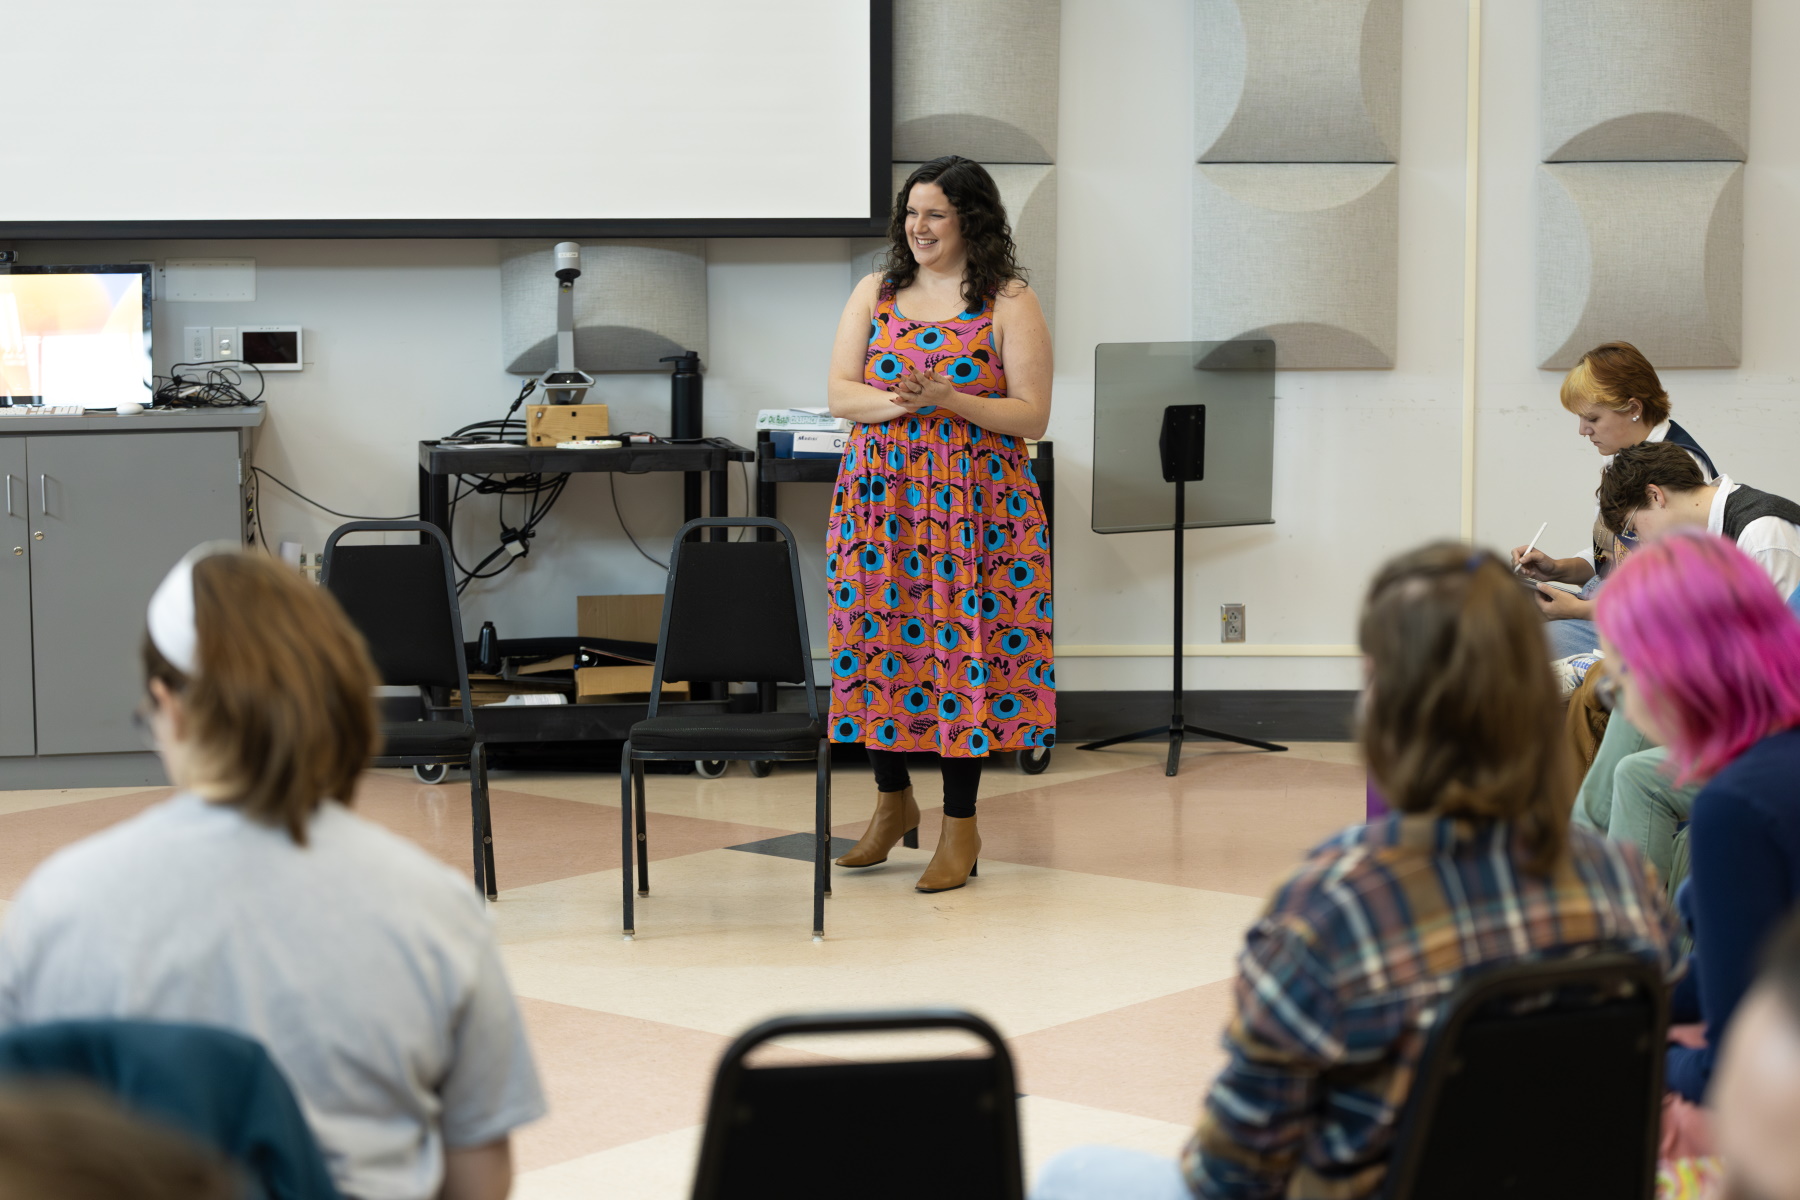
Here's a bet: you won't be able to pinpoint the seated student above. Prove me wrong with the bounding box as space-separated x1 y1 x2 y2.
1594 531 1800 1104
1512 341 1718 659
1032 544 1681 1200
1574 444 1800 895
1713 908 1800 1200
0 546 546 1200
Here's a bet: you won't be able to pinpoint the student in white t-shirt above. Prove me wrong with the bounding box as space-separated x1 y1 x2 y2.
0 546 545 1200
1571 442 1800 896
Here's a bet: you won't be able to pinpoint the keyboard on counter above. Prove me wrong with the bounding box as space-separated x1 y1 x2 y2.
0 406 84 417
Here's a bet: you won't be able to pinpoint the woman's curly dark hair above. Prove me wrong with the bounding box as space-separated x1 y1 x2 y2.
879 156 1027 314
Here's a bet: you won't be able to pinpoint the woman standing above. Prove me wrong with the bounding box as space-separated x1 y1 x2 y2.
825 155 1054 893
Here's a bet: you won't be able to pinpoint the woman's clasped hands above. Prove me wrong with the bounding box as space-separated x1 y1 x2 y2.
892 364 956 412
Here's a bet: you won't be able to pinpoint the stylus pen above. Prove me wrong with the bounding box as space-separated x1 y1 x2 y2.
1513 521 1548 574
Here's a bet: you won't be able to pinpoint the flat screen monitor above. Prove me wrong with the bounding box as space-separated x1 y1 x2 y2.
0 266 153 410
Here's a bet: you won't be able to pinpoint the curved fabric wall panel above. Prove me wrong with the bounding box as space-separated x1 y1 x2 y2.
893 0 1059 163
500 239 707 374
1542 0 1749 162
1538 163 1743 369
1192 164 1397 368
1195 0 1401 163
851 164 1058 330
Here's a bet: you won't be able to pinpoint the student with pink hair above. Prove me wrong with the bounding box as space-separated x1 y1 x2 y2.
1595 530 1800 1103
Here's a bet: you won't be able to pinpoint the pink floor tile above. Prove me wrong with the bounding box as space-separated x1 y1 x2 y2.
513 996 839 1171
838 754 1362 898
1010 979 1236 1126
0 790 170 899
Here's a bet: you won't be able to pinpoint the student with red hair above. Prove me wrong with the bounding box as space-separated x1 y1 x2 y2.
1595 531 1800 1103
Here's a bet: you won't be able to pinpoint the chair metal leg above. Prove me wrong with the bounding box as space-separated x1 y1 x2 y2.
620 744 636 938
471 743 498 901
813 740 829 939
634 763 650 898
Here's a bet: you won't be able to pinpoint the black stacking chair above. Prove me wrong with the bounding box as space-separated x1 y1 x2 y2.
691 1009 1025 1200
1381 954 1668 1200
621 517 828 939
321 520 497 899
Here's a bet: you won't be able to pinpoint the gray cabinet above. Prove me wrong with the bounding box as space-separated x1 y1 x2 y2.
0 440 34 758
0 415 256 761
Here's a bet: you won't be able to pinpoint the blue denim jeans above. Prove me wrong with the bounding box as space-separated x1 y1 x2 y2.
1031 1147 1192 1200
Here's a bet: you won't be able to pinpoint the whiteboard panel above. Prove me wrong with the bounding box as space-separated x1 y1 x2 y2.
3 0 880 232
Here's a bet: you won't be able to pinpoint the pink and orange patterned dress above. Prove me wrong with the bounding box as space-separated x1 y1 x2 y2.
825 284 1055 758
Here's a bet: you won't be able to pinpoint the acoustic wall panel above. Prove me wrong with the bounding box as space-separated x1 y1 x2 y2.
1541 0 1749 162
1192 163 1398 368
500 239 707 374
1195 0 1401 163
851 164 1059 329
1537 162 1742 369
893 0 1060 163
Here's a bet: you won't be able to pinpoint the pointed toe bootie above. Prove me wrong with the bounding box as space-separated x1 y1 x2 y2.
836 786 920 867
915 814 981 892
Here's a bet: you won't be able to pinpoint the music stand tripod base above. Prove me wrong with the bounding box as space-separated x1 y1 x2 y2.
1077 719 1286 778
1077 402 1286 776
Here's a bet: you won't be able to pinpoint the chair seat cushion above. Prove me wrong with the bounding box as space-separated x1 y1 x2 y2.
378 720 475 759
630 713 823 753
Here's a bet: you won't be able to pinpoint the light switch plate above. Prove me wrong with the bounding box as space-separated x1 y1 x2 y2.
183 326 211 363
213 327 238 360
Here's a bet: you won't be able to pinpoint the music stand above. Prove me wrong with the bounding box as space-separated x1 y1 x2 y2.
1078 340 1285 776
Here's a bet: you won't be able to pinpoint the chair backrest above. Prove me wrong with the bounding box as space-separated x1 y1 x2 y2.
0 1019 341 1200
320 521 472 723
650 518 817 716
691 1009 1024 1200
1381 954 1667 1200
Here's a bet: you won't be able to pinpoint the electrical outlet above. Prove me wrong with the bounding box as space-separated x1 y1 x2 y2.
1221 603 1246 644
213 327 238 361
184 327 211 363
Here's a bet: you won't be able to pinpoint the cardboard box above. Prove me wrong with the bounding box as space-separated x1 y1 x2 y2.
526 403 610 447
577 594 665 644
575 665 688 703
575 593 684 702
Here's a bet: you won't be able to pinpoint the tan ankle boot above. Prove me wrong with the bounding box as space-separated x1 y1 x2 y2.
835 787 920 867
915 814 981 892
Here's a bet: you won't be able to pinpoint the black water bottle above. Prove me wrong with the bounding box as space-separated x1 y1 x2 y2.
476 621 498 674
662 351 702 440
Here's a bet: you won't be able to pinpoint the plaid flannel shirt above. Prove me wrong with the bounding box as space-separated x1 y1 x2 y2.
1181 814 1684 1200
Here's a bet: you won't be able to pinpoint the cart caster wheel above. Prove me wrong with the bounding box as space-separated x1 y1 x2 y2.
1018 746 1051 775
413 763 450 785
694 760 728 779
750 760 774 778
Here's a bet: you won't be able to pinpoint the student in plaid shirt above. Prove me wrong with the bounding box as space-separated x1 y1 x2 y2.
1034 544 1684 1200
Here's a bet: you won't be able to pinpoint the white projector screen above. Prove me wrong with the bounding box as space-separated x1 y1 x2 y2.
2 0 889 238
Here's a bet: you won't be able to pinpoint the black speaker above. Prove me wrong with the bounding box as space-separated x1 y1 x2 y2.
1158 404 1205 483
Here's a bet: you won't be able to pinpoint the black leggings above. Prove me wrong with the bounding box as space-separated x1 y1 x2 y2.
866 749 982 818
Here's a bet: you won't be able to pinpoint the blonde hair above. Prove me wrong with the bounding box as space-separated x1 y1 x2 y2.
141 551 379 844
1558 341 1671 427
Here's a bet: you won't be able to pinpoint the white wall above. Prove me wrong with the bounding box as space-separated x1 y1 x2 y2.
18 0 1800 691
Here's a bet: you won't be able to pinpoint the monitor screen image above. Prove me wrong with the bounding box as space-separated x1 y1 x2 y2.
0 267 152 409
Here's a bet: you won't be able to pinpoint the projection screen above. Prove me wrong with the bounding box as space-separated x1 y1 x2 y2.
0 0 889 238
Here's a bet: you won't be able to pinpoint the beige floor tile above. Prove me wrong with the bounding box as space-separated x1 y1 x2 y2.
0 786 168 819
511 1125 702 1200
496 851 1262 1043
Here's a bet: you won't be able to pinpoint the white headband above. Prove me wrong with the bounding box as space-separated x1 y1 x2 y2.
146 542 240 677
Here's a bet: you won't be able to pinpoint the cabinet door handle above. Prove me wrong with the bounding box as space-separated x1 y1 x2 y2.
36 474 48 517
3 474 14 518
